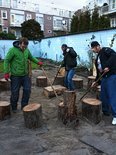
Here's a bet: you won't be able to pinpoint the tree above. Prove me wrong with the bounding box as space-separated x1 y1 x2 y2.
70 15 79 33
21 19 44 41
91 7 99 31
83 9 91 31
99 15 110 29
0 32 16 40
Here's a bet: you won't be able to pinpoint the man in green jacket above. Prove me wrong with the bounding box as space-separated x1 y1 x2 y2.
4 37 43 112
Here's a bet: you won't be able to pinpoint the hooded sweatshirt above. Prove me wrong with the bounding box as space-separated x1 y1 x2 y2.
4 40 39 76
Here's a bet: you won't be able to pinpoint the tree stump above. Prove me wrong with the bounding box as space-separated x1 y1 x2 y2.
96 85 101 100
36 76 47 87
72 77 83 89
58 90 78 126
82 98 102 124
87 76 96 92
58 102 66 121
53 75 65 86
23 103 42 129
0 78 10 91
43 85 66 98
0 101 11 120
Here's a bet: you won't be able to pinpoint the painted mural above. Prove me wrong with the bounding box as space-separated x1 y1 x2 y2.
0 29 116 69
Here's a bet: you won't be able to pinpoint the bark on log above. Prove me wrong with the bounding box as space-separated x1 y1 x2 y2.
58 90 78 125
72 78 83 89
43 85 66 98
0 101 11 120
87 76 96 92
23 103 42 129
0 78 10 91
53 75 65 86
36 76 47 87
82 98 102 124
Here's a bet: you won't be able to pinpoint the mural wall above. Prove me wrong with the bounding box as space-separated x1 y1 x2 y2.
0 29 116 67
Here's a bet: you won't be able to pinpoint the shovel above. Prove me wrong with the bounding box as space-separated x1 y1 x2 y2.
41 67 63 102
78 72 106 102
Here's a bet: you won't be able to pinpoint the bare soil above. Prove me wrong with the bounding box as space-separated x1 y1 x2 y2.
0 62 116 155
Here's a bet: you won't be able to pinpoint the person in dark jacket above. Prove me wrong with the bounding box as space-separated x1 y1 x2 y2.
61 44 77 90
4 37 43 112
91 41 116 125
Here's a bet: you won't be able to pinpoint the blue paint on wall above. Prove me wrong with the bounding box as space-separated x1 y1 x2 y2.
0 29 116 66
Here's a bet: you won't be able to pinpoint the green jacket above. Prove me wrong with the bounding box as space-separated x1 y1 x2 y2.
4 46 39 76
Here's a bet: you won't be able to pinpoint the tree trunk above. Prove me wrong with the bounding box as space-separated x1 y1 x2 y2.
87 76 96 92
82 98 102 124
58 90 78 126
0 78 10 91
53 75 64 86
0 101 11 120
36 76 47 87
72 78 83 89
23 103 42 129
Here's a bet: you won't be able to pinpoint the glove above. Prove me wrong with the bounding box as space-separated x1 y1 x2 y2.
4 73 10 81
38 61 43 67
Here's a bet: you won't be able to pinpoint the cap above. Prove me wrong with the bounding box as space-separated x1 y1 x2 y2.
91 41 100 48
61 44 67 48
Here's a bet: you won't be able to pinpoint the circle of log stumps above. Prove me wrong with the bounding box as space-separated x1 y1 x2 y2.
36 76 47 87
23 103 42 129
0 78 10 91
0 101 11 120
58 90 78 126
72 77 83 89
82 98 102 124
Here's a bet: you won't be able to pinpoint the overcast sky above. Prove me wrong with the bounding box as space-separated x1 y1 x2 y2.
38 0 87 11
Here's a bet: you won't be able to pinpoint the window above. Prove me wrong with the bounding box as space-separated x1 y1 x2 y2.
11 14 15 24
111 0 116 9
26 14 32 20
2 27 8 33
1 10 7 19
111 18 116 27
47 17 51 20
48 30 52 33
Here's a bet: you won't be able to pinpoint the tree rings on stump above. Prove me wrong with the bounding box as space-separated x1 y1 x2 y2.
23 103 42 129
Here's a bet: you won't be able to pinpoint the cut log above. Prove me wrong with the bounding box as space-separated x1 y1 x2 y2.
58 67 65 76
87 76 96 92
36 76 47 87
0 78 10 91
23 103 42 129
0 101 11 120
82 98 102 124
58 102 66 121
53 75 64 86
58 90 78 126
43 85 66 98
72 78 83 89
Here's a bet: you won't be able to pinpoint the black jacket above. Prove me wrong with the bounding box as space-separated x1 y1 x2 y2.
95 47 116 81
61 47 77 71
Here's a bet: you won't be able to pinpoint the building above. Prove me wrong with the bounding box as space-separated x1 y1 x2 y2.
0 0 73 38
86 0 116 27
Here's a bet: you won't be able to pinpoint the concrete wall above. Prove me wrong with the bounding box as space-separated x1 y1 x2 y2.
0 29 116 66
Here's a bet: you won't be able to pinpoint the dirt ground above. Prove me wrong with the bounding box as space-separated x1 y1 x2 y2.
0 63 116 155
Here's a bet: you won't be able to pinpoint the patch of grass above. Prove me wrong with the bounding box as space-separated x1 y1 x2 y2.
0 60 4 73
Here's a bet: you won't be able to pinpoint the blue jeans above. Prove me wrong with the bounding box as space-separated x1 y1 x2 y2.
65 68 75 90
100 75 116 117
10 75 31 110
